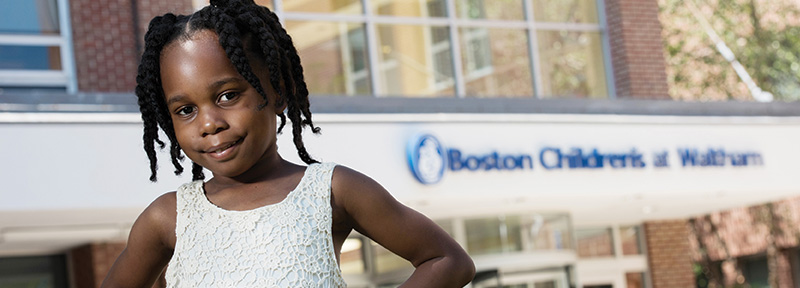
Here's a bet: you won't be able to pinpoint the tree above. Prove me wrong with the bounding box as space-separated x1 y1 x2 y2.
658 0 800 101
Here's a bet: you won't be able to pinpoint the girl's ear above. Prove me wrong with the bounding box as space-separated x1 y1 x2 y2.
273 79 289 113
274 96 287 113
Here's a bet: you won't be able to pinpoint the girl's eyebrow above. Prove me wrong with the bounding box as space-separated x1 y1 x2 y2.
166 94 187 106
165 77 246 106
208 76 246 90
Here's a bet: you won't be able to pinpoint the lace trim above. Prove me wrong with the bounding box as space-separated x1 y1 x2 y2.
165 162 346 287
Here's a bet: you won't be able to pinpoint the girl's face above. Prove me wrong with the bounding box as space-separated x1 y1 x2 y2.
159 30 282 179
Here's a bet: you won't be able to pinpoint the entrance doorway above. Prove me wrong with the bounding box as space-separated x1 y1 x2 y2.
472 267 571 288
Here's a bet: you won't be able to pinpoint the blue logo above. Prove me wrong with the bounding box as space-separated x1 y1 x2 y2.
407 134 446 185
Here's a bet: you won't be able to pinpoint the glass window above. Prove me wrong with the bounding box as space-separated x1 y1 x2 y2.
434 219 455 237
625 272 645 288
455 0 524 20
375 24 455 97
464 215 524 254
530 214 572 251
534 282 556 288
459 27 533 97
0 255 68 288
620 225 643 255
283 0 362 14
276 0 609 99
465 216 505 254
286 21 371 96
0 0 60 34
254 0 273 9
0 45 62 70
741 255 769 287
372 241 412 274
340 237 366 274
532 0 599 23
575 227 614 258
465 214 571 255
372 0 447 17
0 0 72 90
537 30 607 98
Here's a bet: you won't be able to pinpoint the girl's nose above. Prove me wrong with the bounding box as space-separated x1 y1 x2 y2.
200 109 229 136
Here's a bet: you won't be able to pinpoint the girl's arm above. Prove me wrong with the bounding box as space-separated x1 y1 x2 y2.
101 193 176 288
332 166 475 287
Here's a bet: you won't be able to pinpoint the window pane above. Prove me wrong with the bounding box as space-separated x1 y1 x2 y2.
459 28 533 98
537 30 607 98
0 255 68 288
254 0 273 9
534 281 556 288
0 0 59 34
283 0 362 14
465 217 503 255
372 241 412 274
286 21 371 96
340 238 365 274
0 45 62 70
371 0 447 17
532 0 598 23
621 225 643 255
625 272 645 288
434 219 454 237
455 0 524 20
466 214 564 255
375 24 454 97
530 214 572 251
575 227 614 258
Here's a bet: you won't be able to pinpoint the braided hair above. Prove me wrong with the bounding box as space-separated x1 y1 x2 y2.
136 0 320 182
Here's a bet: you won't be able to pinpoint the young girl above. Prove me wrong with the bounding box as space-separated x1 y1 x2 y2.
101 0 474 287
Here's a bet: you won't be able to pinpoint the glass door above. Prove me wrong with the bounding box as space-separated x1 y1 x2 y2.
472 268 569 288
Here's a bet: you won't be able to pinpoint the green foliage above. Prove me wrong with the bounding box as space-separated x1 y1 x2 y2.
659 0 800 101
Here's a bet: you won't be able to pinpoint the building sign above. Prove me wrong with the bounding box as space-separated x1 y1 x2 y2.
407 134 764 185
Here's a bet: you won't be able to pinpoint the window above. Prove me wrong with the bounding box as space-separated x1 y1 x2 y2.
0 0 75 92
207 0 609 98
464 214 572 255
625 272 646 288
340 237 366 274
0 255 68 288
285 21 371 95
575 227 614 258
620 225 643 255
371 240 413 274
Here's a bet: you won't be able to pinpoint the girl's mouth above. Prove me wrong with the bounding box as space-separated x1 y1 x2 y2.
206 137 243 157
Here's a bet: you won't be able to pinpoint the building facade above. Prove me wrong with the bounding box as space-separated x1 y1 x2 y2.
1 0 800 287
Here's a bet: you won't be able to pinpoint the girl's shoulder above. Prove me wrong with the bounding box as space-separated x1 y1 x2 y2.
329 165 395 216
329 164 376 196
135 191 178 248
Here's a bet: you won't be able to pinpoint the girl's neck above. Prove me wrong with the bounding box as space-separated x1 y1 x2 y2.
207 153 298 188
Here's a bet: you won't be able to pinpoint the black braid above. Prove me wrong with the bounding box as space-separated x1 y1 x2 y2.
192 162 205 181
135 0 321 182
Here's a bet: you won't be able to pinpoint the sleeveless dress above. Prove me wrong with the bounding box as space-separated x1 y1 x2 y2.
165 162 347 287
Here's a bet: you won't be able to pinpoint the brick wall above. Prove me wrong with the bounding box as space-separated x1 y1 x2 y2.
69 0 193 92
644 220 695 288
69 242 165 288
688 196 800 287
134 0 195 53
604 0 670 99
69 242 126 288
576 230 615 258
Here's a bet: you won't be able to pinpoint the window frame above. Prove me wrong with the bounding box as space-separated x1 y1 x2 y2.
269 0 611 99
0 0 77 93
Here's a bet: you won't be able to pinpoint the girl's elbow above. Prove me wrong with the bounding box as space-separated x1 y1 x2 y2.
444 249 475 285
456 254 476 284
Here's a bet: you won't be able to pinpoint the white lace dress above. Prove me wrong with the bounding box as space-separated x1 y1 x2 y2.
165 162 347 287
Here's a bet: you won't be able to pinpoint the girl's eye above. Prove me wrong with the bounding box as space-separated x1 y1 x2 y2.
176 106 195 116
219 92 239 103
